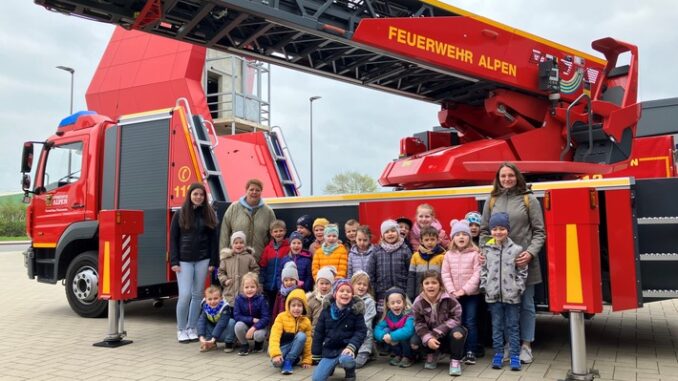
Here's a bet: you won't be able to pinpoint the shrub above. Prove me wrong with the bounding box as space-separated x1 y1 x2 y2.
0 202 27 237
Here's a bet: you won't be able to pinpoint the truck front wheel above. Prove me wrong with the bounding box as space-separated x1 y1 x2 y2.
65 251 107 318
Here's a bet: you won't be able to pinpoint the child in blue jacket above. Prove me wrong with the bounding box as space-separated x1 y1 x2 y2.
197 285 236 352
234 272 270 355
374 287 416 367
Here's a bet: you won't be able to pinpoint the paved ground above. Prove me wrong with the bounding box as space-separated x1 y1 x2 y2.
2 249 678 381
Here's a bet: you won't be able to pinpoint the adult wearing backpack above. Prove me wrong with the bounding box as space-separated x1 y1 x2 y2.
479 162 545 364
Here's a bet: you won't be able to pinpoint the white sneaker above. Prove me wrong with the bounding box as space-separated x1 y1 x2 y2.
177 329 190 343
186 327 199 341
520 345 533 364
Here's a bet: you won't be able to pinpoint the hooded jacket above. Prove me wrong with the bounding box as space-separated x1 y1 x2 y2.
311 295 367 359
259 239 291 292
441 246 482 296
406 244 446 301
412 290 462 346
279 249 313 292
268 289 313 365
347 244 375 279
169 206 218 266
480 188 545 285
217 247 260 305
219 197 276 262
479 237 528 305
233 292 270 330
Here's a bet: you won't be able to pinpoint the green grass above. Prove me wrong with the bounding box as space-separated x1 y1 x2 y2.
0 236 28 241
0 193 28 239
0 193 24 205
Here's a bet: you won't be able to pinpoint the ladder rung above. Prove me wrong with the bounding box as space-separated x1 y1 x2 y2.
640 253 678 261
637 217 678 225
281 180 295 185
643 290 678 298
205 170 222 177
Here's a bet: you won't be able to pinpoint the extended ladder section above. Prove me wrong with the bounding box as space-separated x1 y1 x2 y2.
266 126 301 197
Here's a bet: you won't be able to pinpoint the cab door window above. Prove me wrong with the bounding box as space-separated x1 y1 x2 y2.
43 142 83 191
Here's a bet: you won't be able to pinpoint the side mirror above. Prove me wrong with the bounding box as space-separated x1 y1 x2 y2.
21 142 34 173
21 173 31 193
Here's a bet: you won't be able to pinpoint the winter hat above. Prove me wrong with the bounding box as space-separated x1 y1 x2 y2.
230 231 247 245
489 212 510 231
396 217 413 229
380 219 399 235
384 287 407 302
289 231 304 243
316 265 337 284
449 219 471 237
332 278 353 298
281 261 299 281
324 224 339 237
465 211 481 226
313 217 330 229
296 215 312 231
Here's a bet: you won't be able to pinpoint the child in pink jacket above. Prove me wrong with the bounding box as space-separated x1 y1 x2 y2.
441 219 482 365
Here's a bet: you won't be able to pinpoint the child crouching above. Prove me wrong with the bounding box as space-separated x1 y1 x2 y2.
197 285 236 352
233 272 270 355
269 288 313 375
374 287 415 368
311 279 367 381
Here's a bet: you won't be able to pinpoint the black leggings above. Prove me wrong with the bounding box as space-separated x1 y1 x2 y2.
412 326 467 361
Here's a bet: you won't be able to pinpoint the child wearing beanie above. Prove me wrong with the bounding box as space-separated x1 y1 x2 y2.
311 278 367 381
307 265 337 329
406 225 446 301
218 231 259 305
366 219 412 314
312 223 349 280
442 219 482 365
480 212 527 371
309 217 330 254
296 215 315 250
464 211 482 246
271 262 300 322
280 231 313 292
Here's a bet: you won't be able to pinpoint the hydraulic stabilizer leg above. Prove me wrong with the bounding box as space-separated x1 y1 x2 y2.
563 311 599 381
93 300 133 348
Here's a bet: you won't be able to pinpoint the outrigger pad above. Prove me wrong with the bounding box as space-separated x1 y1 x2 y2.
93 339 133 348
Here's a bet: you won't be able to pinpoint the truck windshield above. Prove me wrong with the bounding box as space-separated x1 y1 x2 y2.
43 141 83 191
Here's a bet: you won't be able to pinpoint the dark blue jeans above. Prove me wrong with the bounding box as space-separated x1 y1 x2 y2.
459 294 481 354
389 340 412 358
488 302 521 357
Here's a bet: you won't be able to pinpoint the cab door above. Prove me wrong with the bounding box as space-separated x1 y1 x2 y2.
32 136 88 247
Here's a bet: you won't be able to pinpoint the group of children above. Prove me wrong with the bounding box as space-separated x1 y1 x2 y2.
193 203 529 380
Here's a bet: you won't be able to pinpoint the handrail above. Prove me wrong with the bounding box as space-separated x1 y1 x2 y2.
271 125 302 191
204 119 219 149
560 91 592 161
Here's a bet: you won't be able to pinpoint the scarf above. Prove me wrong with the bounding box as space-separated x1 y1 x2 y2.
203 300 226 324
280 283 297 297
417 244 446 262
330 302 348 320
380 237 404 253
322 241 339 255
385 309 412 331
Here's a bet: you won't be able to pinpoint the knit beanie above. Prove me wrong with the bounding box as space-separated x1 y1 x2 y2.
296 215 312 231
465 211 481 226
384 287 407 302
313 217 330 229
396 217 413 229
324 224 339 237
449 219 471 237
380 219 399 235
288 231 304 244
489 212 510 231
230 231 246 245
316 265 337 284
332 278 353 298
281 261 300 281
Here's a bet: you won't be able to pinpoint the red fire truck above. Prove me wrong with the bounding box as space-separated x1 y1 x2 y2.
25 0 678 332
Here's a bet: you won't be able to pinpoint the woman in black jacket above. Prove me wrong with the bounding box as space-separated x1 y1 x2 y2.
170 183 219 343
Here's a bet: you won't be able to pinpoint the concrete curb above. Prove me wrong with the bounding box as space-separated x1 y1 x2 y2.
0 241 30 245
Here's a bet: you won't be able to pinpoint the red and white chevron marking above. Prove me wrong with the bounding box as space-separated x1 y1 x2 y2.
121 234 132 295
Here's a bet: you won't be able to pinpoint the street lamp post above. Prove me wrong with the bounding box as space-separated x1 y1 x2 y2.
309 96 321 195
56 66 75 115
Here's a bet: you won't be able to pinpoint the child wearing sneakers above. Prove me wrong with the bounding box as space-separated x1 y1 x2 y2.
311 279 367 381
351 271 377 368
480 212 527 371
233 272 270 355
197 285 236 352
374 287 416 368
412 270 467 377
271 262 300 322
269 288 313 375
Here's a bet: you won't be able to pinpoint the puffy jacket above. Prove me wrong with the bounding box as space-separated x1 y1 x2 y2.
219 197 276 261
312 296 367 359
233 292 270 330
408 219 450 252
268 289 313 365
259 239 290 292
406 245 445 301
347 244 375 279
217 247 260 305
279 250 313 292
366 240 412 302
358 294 377 355
169 206 218 266
374 310 415 343
412 291 462 346
480 188 545 285
312 244 348 280
197 300 232 339
306 290 327 328
441 247 481 296
480 237 527 305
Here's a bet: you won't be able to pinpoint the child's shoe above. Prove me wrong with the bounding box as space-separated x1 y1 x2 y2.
388 356 402 366
510 355 522 371
253 341 264 353
449 359 462 376
223 342 234 353
177 329 190 343
424 353 438 369
492 352 503 369
344 367 356 381
281 360 293 375
464 351 477 365
238 343 250 356
355 352 370 368
399 357 413 368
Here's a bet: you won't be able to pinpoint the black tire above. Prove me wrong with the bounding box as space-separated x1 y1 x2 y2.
65 251 107 318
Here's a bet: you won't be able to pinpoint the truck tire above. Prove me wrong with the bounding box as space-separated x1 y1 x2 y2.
65 251 107 318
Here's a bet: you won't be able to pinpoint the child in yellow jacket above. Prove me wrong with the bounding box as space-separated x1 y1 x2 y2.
268 288 313 375
312 224 348 279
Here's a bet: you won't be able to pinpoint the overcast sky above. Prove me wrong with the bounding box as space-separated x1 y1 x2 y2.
1 1 677 194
